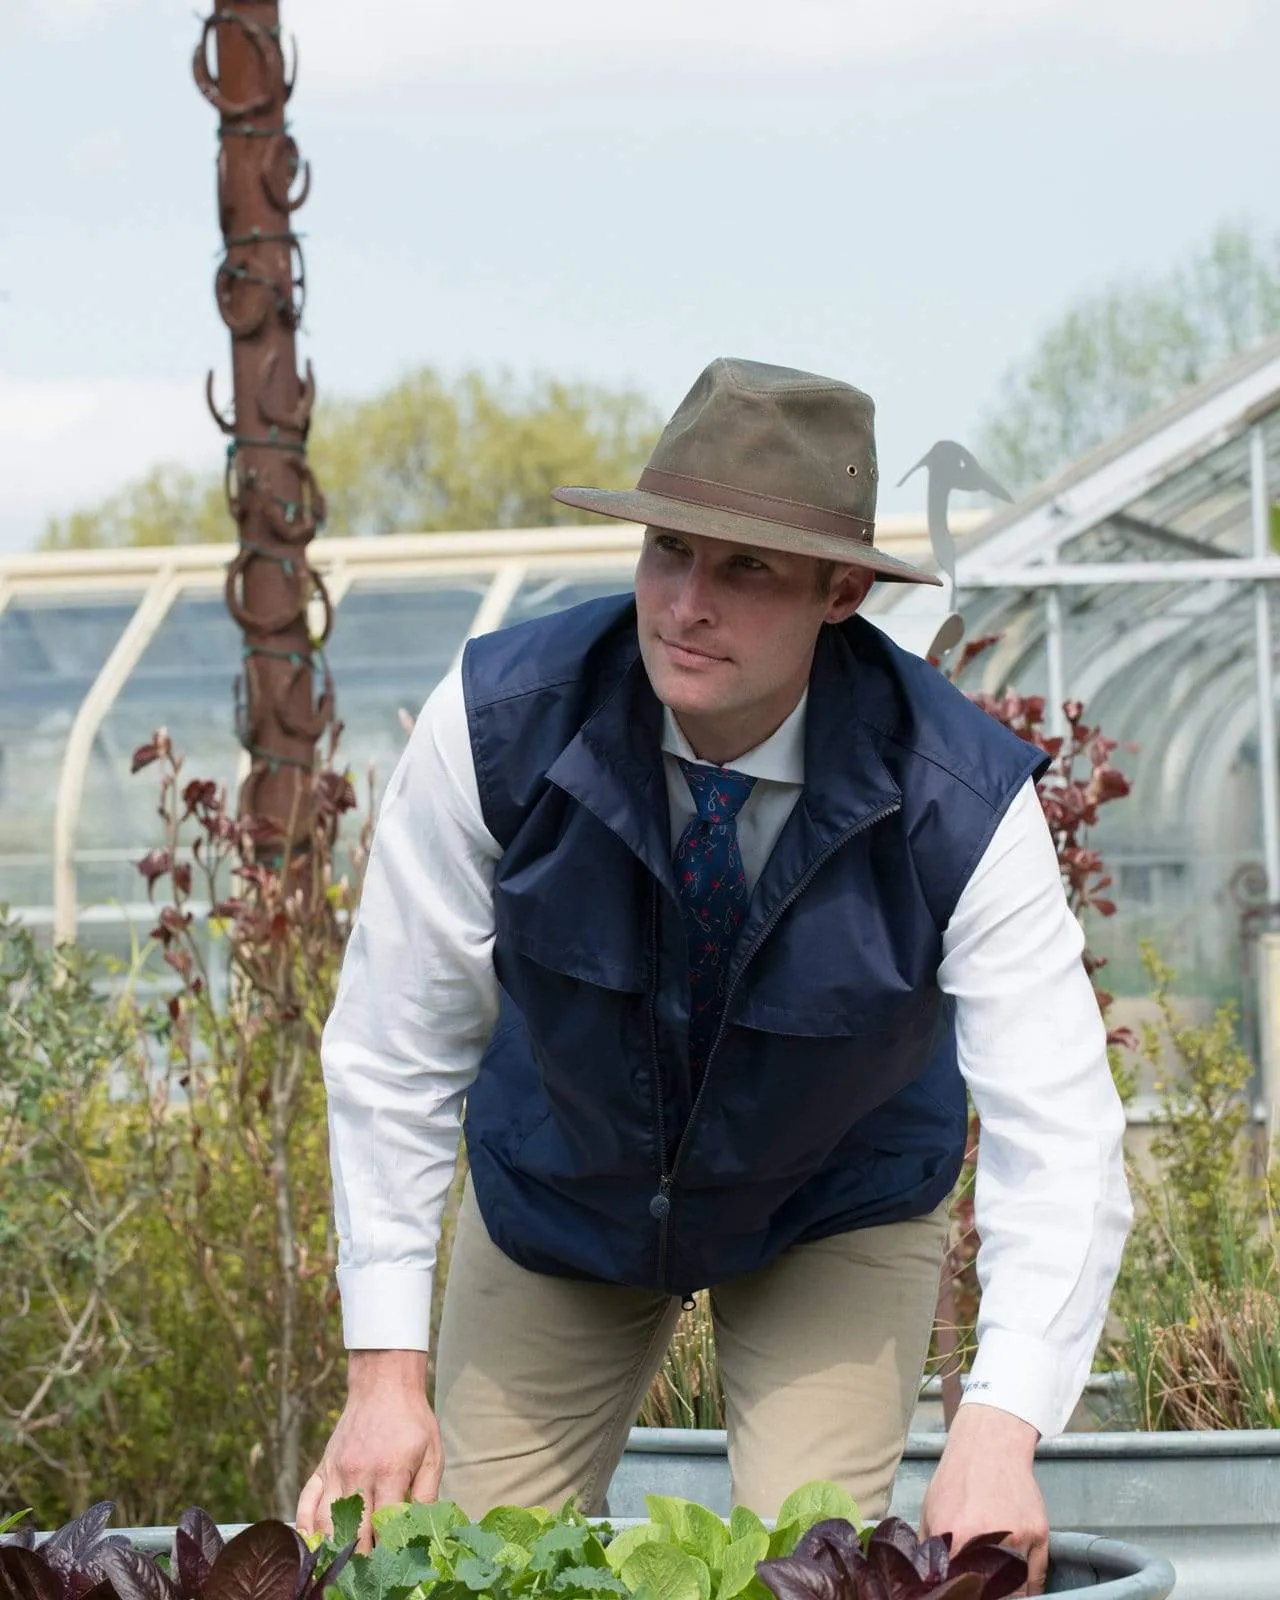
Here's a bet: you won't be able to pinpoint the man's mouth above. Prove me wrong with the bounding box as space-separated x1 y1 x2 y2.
660 637 728 666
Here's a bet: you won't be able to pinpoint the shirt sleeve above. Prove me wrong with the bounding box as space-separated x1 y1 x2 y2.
937 779 1133 1438
322 666 501 1351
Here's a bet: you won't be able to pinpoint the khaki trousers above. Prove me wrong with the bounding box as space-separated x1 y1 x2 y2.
435 1180 948 1519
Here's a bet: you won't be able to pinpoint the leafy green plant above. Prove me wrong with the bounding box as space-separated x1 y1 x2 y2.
304 1482 863 1600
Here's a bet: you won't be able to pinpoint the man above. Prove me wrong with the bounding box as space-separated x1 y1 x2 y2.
298 358 1131 1592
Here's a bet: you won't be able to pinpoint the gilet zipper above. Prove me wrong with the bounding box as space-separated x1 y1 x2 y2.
647 799 902 1292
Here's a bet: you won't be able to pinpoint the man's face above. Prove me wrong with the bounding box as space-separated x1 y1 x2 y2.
634 526 871 760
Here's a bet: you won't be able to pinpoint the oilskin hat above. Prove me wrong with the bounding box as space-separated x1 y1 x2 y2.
553 356 940 586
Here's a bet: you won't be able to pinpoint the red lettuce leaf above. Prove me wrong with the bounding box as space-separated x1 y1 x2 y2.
945 1543 1025 1600
0 1546 64 1600
756 1554 848 1600
203 1524 300 1600
73 1539 132 1600
793 1521 868 1585
96 1546 177 1600
918 1578 983 1600
41 1508 115 1577
173 1515 222 1600
303 1543 354 1600
287 1549 318 1600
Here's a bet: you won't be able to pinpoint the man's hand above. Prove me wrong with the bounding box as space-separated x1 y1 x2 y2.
296 1350 442 1552
920 1404 1049 1596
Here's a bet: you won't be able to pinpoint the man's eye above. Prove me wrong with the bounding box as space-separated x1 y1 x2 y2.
734 557 767 572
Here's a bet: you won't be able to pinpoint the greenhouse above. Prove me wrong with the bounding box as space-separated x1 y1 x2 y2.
3 333 1280 1125
878 331 1280 1135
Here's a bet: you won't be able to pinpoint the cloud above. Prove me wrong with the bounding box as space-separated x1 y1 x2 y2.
0 375 220 550
292 0 1262 93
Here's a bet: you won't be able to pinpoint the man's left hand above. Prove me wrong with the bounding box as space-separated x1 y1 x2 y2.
920 1403 1049 1596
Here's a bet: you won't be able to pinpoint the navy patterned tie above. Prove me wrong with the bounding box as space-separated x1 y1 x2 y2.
673 759 758 1079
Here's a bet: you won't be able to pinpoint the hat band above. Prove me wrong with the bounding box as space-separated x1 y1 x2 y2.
636 467 875 546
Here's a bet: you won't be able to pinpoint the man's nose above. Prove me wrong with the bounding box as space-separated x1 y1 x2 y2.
672 562 716 624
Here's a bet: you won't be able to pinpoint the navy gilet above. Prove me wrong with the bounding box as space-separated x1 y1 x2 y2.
461 595 1046 1296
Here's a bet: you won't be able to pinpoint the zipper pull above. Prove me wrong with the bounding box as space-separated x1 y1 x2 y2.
648 1177 672 1220
680 1292 697 1312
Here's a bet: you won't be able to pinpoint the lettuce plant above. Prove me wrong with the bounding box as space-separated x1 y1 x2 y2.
0 1507 353 1600
0 1488 1025 1600
756 1517 1026 1600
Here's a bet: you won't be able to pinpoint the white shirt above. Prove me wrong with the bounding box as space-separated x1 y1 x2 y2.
322 669 1132 1439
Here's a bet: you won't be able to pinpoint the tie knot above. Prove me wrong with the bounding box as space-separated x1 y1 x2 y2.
678 758 757 824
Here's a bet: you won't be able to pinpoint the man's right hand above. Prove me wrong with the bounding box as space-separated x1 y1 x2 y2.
296 1350 442 1552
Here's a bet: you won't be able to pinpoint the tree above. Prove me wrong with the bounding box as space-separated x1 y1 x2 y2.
977 224 1280 493
40 368 662 550
42 466 228 551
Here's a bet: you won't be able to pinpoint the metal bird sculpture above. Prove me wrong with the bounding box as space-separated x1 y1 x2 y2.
898 440 1013 616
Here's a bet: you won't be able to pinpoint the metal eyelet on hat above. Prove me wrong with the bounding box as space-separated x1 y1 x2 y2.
846 464 858 476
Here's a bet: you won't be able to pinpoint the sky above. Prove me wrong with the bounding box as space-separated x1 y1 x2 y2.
2 0 1279 553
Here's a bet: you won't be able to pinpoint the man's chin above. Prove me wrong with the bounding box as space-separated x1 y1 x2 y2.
652 679 732 724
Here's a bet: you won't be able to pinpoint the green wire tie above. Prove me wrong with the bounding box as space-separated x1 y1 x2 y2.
239 539 297 575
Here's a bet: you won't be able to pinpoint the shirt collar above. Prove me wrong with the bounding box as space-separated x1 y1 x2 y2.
660 690 808 785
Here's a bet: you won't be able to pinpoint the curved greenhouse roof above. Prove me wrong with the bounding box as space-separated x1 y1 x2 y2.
880 333 1280 1028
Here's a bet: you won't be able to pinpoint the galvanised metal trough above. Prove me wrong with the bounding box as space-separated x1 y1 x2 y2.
608 1426 1280 1600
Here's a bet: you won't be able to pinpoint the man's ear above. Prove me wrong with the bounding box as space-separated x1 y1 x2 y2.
825 568 874 624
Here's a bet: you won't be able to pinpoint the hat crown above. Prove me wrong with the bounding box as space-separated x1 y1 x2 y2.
646 357 879 527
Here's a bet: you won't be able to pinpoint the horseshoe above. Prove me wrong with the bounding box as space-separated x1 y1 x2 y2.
261 133 311 213
215 255 279 339
257 350 316 433
225 544 311 634
205 370 236 436
262 460 327 546
277 655 337 743
192 13 274 119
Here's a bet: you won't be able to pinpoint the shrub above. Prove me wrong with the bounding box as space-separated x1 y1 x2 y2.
126 727 372 1519
0 919 151 1521
1111 944 1278 1429
1 720 374 1528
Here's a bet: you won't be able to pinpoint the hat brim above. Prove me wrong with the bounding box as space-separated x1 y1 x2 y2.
551 485 942 586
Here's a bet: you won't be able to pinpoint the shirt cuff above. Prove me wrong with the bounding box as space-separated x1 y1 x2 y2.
959 1327 1069 1439
337 1264 435 1351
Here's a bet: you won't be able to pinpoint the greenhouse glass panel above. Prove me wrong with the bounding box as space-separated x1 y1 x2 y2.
79 594 243 912
0 592 142 910
501 569 634 628
325 575 490 804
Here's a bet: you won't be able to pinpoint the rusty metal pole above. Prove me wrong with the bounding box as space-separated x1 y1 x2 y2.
194 1 334 843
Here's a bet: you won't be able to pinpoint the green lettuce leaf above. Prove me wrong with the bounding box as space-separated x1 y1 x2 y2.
717 1532 769 1600
774 1485 860 1536
727 1511 766 1546
603 1525 665 1575
331 1497 365 1552
619 1545 710 1600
